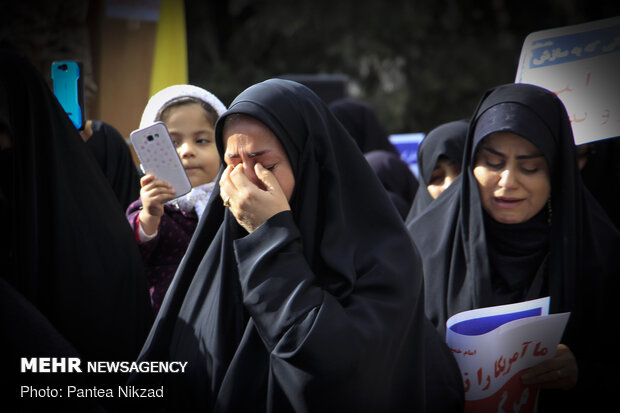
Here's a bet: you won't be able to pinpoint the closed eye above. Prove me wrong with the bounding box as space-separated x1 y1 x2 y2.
486 160 504 169
520 163 540 173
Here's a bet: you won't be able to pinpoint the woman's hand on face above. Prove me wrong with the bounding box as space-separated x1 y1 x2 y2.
220 163 291 233
521 344 578 390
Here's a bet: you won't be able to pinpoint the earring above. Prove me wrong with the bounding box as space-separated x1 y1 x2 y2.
547 198 552 225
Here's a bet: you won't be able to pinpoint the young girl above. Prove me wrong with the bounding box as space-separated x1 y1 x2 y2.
126 84 226 313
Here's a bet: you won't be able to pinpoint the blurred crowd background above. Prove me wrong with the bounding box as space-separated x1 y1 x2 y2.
2 0 619 141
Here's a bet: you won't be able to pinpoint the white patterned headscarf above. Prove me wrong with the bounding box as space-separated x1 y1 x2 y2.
140 84 227 218
140 84 227 128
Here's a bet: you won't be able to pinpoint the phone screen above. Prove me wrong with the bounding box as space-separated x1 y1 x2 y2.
51 61 85 130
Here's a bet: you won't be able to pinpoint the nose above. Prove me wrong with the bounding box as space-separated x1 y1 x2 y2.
498 166 518 188
178 142 194 158
241 161 264 189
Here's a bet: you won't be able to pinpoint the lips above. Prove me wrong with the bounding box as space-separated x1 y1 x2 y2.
493 196 524 209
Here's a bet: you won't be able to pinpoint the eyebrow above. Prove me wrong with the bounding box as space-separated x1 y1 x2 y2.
169 129 213 136
481 146 544 160
225 149 272 159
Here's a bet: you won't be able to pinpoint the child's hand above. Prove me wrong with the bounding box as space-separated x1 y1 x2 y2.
138 174 176 236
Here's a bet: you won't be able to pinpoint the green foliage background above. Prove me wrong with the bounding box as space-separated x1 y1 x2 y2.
186 0 619 134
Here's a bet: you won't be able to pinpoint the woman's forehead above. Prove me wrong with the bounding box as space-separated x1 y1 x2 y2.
481 132 541 154
223 119 284 155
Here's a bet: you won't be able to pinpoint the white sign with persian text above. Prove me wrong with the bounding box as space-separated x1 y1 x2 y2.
516 16 620 145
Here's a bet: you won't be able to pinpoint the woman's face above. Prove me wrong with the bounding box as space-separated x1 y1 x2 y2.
473 132 550 224
223 115 295 201
427 156 460 199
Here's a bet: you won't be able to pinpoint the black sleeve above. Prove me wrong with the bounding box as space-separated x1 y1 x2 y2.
233 210 424 410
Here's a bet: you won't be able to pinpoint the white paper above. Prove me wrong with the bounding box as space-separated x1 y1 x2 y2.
446 297 570 412
515 16 620 145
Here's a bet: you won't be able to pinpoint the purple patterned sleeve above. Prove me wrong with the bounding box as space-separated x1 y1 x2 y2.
126 199 159 261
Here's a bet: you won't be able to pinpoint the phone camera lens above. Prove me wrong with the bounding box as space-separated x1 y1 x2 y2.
147 135 154 142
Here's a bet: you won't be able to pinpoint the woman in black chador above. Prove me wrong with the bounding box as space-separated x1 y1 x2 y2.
407 83 620 411
406 119 468 221
0 50 153 411
130 79 428 411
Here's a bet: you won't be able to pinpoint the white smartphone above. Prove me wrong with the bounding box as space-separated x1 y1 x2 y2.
130 121 192 200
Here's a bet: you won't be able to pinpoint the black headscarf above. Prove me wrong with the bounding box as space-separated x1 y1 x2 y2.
0 51 153 393
85 119 141 211
364 149 419 220
407 83 620 409
406 119 468 221
131 79 427 412
328 97 400 155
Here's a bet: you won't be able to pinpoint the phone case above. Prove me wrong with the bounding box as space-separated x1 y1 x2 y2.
130 122 192 200
51 61 85 130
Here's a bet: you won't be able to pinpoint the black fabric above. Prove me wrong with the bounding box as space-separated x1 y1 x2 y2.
130 79 428 412
407 83 620 411
580 136 620 230
364 149 419 220
483 209 550 304
86 119 141 211
0 278 106 412
328 97 400 155
406 119 468 221
0 50 153 407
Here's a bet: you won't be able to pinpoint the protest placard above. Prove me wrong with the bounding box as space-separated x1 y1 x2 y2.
516 16 620 145
446 297 570 413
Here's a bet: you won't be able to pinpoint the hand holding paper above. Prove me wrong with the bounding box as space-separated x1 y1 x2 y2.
521 343 578 390
446 297 570 413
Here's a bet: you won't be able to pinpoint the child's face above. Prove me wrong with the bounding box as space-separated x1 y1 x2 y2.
165 103 221 187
